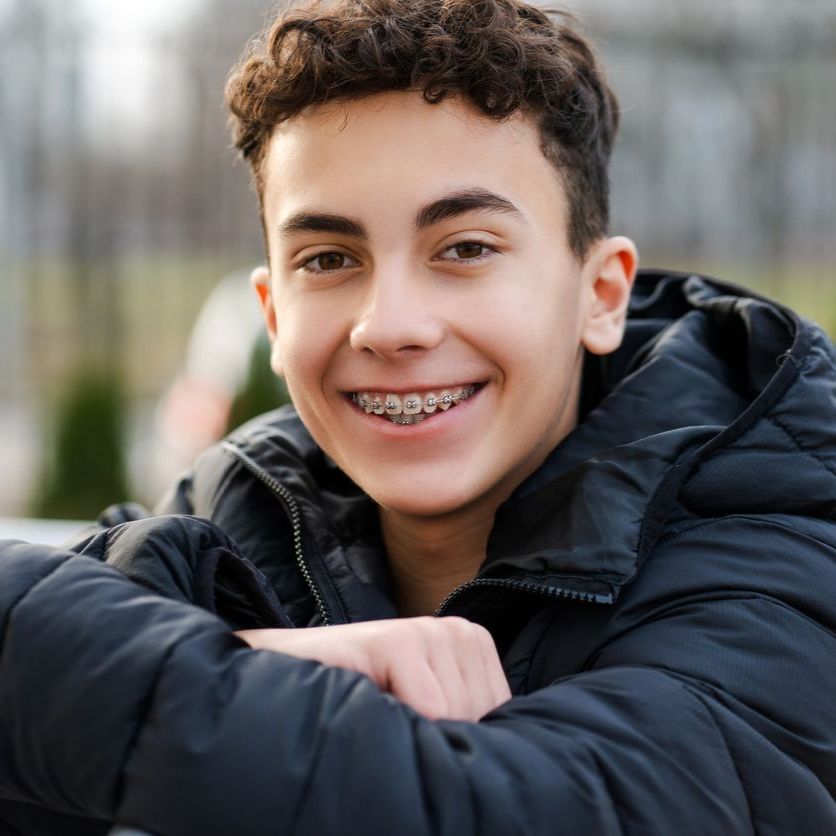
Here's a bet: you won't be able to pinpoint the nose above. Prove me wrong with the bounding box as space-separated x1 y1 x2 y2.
349 268 445 358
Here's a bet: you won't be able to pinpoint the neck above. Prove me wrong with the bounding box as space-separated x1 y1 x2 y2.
380 503 495 617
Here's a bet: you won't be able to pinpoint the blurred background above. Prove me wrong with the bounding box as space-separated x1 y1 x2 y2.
1 0 834 523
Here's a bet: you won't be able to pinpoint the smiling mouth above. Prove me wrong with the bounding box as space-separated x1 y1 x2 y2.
349 384 482 424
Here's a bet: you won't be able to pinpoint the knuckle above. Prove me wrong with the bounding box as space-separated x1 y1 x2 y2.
442 615 469 628
471 622 492 642
407 680 448 720
406 616 434 634
439 615 471 637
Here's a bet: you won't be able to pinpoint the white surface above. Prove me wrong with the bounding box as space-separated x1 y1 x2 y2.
0 517 91 547
0 404 38 516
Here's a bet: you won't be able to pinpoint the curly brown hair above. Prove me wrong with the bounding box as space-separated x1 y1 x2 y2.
226 0 619 259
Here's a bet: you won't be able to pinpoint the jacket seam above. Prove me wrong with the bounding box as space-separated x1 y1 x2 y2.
678 681 759 836
694 346 808 473
411 714 452 836
77 528 110 563
656 513 836 560
285 674 372 833
743 593 836 642
99 525 115 562
585 749 628 836
637 323 810 567
563 663 759 834
765 414 836 483
111 635 199 819
650 517 836 640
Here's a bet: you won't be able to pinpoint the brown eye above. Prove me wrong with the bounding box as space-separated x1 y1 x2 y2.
437 240 496 264
317 252 347 271
302 251 359 273
454 242 485 260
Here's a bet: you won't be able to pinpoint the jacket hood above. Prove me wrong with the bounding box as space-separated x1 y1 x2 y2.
225 270 836 609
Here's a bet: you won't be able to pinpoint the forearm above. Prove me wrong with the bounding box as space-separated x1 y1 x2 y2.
0 541 732 836
115 662 756 836
0 540 232 819
3 532 831 836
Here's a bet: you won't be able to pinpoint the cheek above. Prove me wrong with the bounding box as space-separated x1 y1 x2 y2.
280 340 327 405
273 317 318 395
469 280 583 376
275 300 347 402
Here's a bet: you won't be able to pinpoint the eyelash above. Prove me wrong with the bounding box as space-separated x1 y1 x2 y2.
298 240 499 274
299 252 360 274
437 241 498 264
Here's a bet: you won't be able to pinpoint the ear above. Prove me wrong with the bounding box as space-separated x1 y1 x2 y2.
250 265 284 376
580 236 638 356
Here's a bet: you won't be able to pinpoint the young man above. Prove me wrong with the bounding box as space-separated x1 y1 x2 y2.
1 1 835 834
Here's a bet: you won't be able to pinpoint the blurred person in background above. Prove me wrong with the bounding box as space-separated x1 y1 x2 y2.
0 1 835 835
149 269 286 497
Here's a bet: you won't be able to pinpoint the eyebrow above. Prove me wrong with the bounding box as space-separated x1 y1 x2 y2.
276 188 524 241
415 188 525 230
277 213 367 240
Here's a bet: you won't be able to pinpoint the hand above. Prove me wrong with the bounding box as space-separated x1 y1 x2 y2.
235 616 511 722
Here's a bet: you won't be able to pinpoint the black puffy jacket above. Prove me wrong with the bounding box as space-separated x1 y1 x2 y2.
1 271 835 835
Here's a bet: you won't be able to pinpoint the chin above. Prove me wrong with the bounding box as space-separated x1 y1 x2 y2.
367 479 491 520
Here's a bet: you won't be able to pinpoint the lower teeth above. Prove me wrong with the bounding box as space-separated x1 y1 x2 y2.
387 413 428 425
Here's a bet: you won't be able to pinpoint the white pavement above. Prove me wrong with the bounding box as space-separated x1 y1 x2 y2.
0 517 90 546
0 402 39 517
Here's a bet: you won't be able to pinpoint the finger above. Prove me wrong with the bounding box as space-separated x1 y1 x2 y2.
476 626 511 714
433 617 500 722
386 656 450 720
437 617 508 720
426 621 479 721
447 618 505 720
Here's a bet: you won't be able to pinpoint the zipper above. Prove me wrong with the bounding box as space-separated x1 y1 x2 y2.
435 577 614 617
222 442 332 626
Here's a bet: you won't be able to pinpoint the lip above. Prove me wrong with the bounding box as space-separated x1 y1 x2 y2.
342 381 487 439
342 380 485 396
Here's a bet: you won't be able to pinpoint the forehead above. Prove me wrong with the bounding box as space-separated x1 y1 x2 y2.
261 91 568 234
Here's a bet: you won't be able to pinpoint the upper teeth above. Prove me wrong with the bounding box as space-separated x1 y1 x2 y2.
352 385 477 416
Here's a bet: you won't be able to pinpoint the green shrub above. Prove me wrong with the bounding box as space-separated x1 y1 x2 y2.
32 368 132 520
225 335 290 433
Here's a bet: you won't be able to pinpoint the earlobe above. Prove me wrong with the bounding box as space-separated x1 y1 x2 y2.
580 236 638 356
250 265 284 376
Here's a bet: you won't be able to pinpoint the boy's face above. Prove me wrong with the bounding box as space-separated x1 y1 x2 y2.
254 92 634 519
